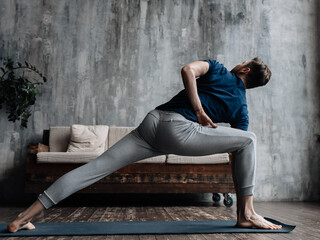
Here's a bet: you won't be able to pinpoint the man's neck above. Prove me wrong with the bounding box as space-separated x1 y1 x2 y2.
236 73 247 89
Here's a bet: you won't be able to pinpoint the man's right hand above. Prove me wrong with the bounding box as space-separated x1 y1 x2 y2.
195 108 218 128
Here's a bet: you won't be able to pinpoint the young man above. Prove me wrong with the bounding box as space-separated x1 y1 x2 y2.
8 57 282 232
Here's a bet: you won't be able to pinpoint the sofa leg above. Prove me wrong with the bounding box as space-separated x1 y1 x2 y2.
212 193 221 203
223 193 233 207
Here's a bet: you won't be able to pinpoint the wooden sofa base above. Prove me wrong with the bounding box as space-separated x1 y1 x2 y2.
25 143 236 196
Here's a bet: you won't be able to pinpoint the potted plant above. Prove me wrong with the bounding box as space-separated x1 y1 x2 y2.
0 58 47 128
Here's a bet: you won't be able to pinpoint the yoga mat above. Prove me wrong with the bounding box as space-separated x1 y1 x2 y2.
0 218 295 236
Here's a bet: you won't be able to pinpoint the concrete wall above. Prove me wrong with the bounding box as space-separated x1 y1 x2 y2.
0 0 319 202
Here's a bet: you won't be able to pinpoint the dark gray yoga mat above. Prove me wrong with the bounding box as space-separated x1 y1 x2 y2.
0 217 295 236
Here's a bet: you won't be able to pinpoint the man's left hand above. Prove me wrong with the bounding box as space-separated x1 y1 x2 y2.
196 109 218 128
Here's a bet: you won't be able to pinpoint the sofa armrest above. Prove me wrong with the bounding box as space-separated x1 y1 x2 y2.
38 143 49 152
26 143 39 167
228 153 233 164
27 143 39 155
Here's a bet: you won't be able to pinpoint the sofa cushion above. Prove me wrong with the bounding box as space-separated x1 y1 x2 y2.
49 126 71 152
67 125 109 154
37 152 102 163
166 153 229 164
108 126 166 163
135 156 166 163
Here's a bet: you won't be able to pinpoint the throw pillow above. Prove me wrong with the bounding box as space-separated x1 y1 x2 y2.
67 124 109 154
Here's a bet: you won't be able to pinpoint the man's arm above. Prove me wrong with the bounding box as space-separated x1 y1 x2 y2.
181 61 217 128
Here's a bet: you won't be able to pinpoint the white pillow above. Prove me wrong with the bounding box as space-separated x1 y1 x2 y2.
67 125 109 154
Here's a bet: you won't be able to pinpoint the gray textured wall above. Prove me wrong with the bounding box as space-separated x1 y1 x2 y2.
0 0 319 202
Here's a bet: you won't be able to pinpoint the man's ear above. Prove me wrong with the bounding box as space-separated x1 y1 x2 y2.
240 67 250 74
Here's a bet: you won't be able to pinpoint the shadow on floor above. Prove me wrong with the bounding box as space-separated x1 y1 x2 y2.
2 193 224 207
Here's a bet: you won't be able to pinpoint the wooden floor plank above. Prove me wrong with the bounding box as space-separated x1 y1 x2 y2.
255 202 320 240
139 235 157 240
32 206 77 240
153 206 176 240
154 206 174 221
70 207 114 240
253 202 320 240
182 206 227 240
109 206 140 240
164 206 193 240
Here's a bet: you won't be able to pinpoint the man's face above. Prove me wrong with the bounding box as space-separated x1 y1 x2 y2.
230 61 249 74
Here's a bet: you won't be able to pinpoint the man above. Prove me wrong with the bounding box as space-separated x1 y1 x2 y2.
8 57 282 232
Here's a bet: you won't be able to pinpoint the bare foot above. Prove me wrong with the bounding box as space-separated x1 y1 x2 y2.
7 199 44 233
237 212 282 230
7 220 35 233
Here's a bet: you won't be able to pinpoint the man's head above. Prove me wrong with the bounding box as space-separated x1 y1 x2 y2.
230 57 272 89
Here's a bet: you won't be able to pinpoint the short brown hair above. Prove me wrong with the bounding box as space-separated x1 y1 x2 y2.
245 57 271 89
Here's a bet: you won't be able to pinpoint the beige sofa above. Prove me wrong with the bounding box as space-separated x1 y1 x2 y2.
25 125 235 207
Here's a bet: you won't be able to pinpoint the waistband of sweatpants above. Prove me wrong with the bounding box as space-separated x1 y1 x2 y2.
148 109 189 122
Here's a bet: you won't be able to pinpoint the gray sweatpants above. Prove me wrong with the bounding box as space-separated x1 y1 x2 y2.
38 109 256 209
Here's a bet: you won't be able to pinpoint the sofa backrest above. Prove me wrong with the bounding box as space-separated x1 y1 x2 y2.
49 126 71 152
108 127 136 148
49 126 136 152
49 126 110 152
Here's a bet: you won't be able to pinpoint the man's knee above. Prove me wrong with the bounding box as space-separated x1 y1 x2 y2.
246 131 257 144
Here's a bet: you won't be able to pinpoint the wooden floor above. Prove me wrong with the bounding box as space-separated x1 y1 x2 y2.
1 194 319 240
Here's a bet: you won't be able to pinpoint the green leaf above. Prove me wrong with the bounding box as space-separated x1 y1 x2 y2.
1 58 47 129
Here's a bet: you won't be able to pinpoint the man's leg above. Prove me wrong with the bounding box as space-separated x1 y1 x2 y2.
230 152 281 229
8 128 162 232
156 121 257 195
155 119 281 229
195 126 281 229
